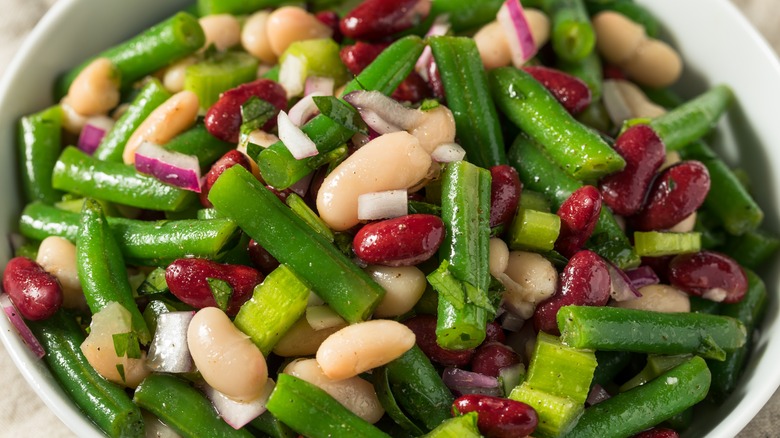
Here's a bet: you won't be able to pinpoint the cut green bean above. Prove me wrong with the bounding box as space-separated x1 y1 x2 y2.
56 12 205 99
249 411 297 438
491 67 625 181
429 36 506 168
52 146 197 212
28 311 144 438
430 0 504 31
619 354 691 392
94 79 172 162
542 0 597 62
18 106 64 205
208 165 385 323
591 350 632 387
566 356 711 438
557 305 746 360
507 207 562 251
584 0 660 37
164 123 234 171
197 0 289 15
286 193 335 242
633 231 701 257
558 50 603 101
722 229 780 269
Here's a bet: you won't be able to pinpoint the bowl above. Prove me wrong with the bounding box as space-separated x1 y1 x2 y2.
1 0 779 436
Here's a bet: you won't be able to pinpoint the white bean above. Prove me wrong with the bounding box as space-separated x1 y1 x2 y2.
199 14 241 52
64 58 120 116
500 251 557 316
622 39 682 88
609 79 666 119
613 284 691 313
242 11 277 65
36 236 86 310
284 359 385 423
365 265 427 318
316 320 415 380
489 238 510 277
525 8 551 49
316 131 432 231
409 105 457 153
162 56 197 93
273 316 345 357
474 21 512 70
123 90 199 164
187 307 268 402
266 7 333 57
60 101 89 134
669 212 697 233
593 11 647 65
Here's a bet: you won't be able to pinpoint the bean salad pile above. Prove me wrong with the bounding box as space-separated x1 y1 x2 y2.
2 0 777 437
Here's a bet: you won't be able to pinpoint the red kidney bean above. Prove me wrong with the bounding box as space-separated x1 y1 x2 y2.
599 124 666 217
403 314 474 366
533 250 611 335
484 321 506 344
165 258 263 316
427 59 446 100
631 161 710 231
199 150 253 207
391 71 432 103
204 79 287 143
668 251 748 303
555 185 602 258
489 165 523 230
248 239 281 275
353 214 444 266
2 257 63 321
633 427 680 438
340 0 431 41
452 394 538 438
315 11 342 43
471 342 521 378
340 42 390 75
522 66 592 114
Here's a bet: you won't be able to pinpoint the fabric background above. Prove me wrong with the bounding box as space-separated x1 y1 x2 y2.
0 0 777 436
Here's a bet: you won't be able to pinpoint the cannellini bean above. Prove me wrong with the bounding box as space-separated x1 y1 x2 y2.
613 284 690 313
409 105 457 153
525 8 551 49
36 236 86 310
123 90 199 164
622 38 683 88
593 11 647 65
242 11 277 65
284 359 385 423
365 265 427 318
60 101 89 134
273 316 346 357
316 131 432 231
80 302 150 388
64 58 120 116
474 21 512 70
609 79 666 119
187 307 268 402
489 238 510 277
199 14 241 52
317 320 416 380
669 212 697 233
163 56 197 93
500 251 557 317
266 7 333 57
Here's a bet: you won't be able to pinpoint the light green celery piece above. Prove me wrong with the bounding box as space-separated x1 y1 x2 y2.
422 412 481 438
634 231 701 257
508 208 562 252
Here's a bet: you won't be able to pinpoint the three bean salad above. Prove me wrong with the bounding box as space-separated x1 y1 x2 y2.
3 0 776 437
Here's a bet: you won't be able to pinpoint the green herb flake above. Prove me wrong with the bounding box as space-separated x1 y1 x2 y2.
207 277 234 313
312 96 368 134
238 96 277 150
112 332 141 359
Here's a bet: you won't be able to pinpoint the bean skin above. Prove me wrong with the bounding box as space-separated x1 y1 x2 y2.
452 394 538 438
353 214 445 266
631 161 710 231
470 342 521 378
522 66 592 114
555 185 602 258
199 150 253 208
2 257 63 321
489 165 522 229
403 314 474 367
668 251 748 304
204 79 287 143
340 0 431 41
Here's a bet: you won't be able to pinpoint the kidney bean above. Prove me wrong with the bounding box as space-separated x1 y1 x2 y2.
353 214 444 266
484 321 506 344
668 251 748 303
555 185 602 258
165 258 263 316
403 315 474 367
599 124 666 217
340 0 431 41
452 394 538 438
315 11 342 43
631 161 710 231
489 165 522 229
471 342 521 378
427 59 446 100
392 71 432 103
2 257 63 320
247 239 281 275
522 66 591 114
340 42 390 75
204 79 287 143
533 250 611 335
199 150 253 207
633 427 679 438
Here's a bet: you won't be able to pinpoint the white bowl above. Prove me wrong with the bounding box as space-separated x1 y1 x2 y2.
1 0 779 436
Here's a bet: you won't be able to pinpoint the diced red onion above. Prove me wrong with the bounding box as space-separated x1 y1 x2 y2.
415 15 451 81
278 111 319 159
135 142 202 192
147 311 195 373
442 367 502 397
606 261 642 302
304 76 335 96
288 92 325 127
602 80 634 128
279 54 306 98
343 90 422 134
205 379 275 429
497 0 538 67
77 116 114 155
1 294 45 359
357 190 409 221
625 266 660 289
289 172 314 198
431 143 466 163
586 383 611 406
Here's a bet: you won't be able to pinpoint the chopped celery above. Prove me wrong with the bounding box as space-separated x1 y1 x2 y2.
634 231 701 257
508 208 561 252
137 267 168 296
279 39 350 87
422 412 481 438
184 51 259 110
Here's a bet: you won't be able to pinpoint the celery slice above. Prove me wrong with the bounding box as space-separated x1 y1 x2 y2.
634 231 701 257
508 208 561 252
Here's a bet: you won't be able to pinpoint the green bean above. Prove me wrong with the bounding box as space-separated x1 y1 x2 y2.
591 350 632 387
28 311 144 438
133 374 253 438
93 79 171 162
557 305 746 360
557 50 603 101
20 202 240 266
197 0 289 15
430 0 504 31
18 106 64 204
248 411 296 438
422 412 481 438
56 12 205 99
584 0 660 37
429 36 506 168
721 229 780 269
566 356 711 438
164 123 234 171
541 0 596 62
491 67 625 181
52 146 197 212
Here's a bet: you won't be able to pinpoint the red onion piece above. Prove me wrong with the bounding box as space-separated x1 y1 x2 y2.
625 266 660 289
586 383 611 406
289 172 314 198
279 55 306 98
135 142 202 192
357 190 409 221
343 90 422 134
77 116 114 155
278 111 319 159
304 76 335 96
1 294 45 359
431 143 466 163
288 92 325 127
415 15 451 81
602 80 634 127
205 379 275 429
606 261 642 302
442 367 502 397
497 0 538 67
147 311 195 373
